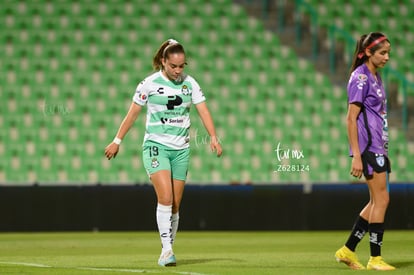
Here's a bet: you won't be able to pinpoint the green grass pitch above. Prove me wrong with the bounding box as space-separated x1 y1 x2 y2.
0 231 412 274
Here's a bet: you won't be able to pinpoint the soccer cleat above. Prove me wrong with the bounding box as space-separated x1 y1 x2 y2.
335 245 365 270
367 256 396 270
158 250 176 267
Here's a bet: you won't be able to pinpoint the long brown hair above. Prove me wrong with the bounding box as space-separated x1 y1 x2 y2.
349 32 389 75
152 39 186 71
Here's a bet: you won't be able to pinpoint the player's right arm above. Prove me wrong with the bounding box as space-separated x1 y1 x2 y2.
105 102 142 160
346 71 367 179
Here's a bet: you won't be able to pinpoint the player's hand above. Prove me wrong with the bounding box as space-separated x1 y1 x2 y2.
210 136 222 157
105 142 119 160
350 155 363 179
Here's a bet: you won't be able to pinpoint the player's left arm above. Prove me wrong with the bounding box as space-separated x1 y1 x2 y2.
195 102 222 157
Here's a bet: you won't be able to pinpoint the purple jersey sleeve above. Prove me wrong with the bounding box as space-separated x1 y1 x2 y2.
347 70 368 105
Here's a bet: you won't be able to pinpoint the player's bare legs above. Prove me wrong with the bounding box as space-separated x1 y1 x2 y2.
360 172 389 223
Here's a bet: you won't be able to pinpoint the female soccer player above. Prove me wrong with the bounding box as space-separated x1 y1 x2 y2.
335 32 395 271
104 39 222 267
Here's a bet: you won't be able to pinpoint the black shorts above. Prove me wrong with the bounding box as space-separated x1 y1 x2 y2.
361 151 391 177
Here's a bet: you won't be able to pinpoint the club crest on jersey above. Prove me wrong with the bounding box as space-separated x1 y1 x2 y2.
375 154 385 167
181 85 191 96
151 158 160 168
357 74 367 90
357 74 368 81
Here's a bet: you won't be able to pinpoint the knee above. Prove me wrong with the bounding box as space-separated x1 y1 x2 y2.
157 196 173 206
377 191 390 208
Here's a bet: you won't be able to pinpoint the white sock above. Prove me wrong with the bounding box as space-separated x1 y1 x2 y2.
156 203 173 253
171 212 179 245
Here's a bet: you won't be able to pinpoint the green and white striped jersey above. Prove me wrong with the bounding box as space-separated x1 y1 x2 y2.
133 71 206 150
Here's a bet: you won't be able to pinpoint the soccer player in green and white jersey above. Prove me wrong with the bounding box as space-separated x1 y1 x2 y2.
105 39 222 267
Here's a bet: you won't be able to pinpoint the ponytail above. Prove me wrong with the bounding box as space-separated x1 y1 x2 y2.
152 39 186 71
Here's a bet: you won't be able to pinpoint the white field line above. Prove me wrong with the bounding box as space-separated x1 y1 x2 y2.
0 261 215 275
0 261 51 268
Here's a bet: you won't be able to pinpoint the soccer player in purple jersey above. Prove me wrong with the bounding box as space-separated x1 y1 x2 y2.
335 32 395 271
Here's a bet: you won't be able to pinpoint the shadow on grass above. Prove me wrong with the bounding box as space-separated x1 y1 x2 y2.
392 261 414 269
178 258 243 266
